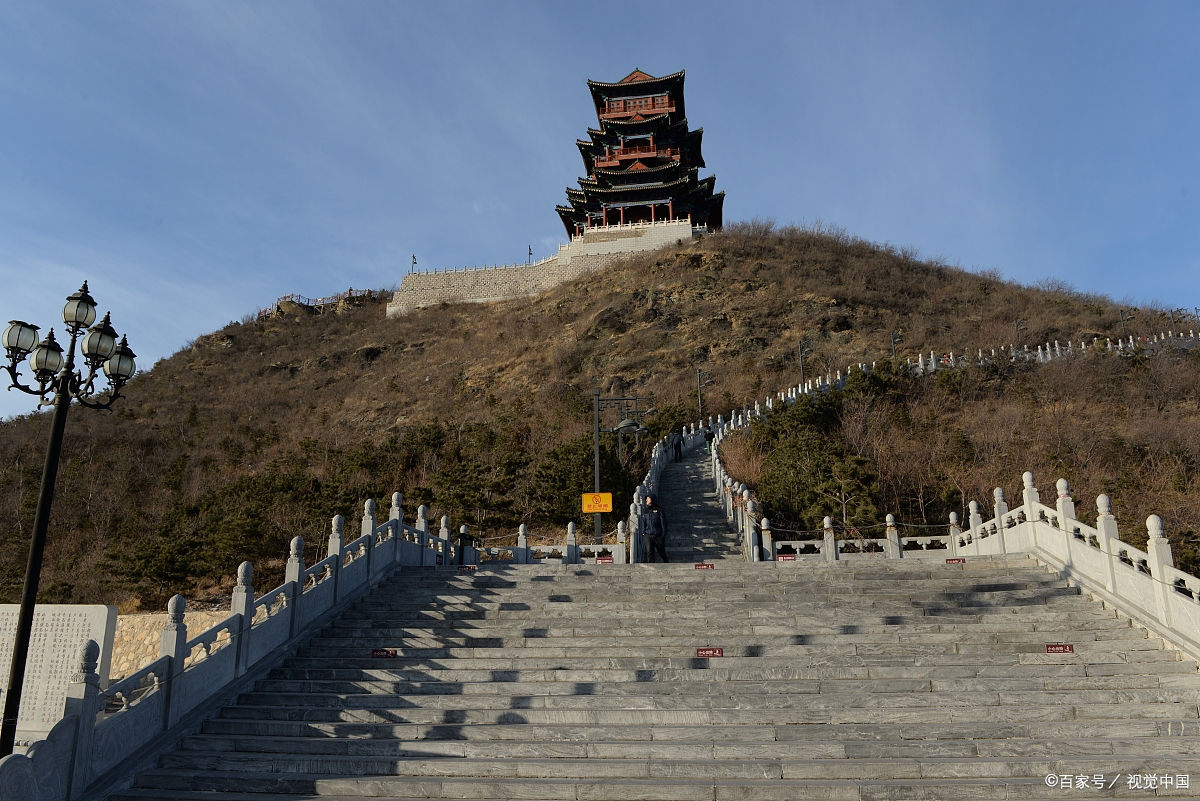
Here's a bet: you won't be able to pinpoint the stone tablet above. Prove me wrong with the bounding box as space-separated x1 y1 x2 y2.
0 604 117 741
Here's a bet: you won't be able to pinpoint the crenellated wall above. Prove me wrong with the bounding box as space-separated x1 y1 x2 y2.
386 219 701 316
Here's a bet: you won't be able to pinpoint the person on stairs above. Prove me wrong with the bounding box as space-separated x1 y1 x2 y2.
671 431 683 462
640 494 670 562
704 425 714 454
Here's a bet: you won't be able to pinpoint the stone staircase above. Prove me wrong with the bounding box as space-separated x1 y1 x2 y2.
656 446 741 563
110 556 1200 800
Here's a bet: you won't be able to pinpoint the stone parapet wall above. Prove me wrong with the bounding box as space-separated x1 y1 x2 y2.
110 611 230 681
387 220 699 316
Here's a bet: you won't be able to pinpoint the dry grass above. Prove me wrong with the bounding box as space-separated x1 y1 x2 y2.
0 219 1193 604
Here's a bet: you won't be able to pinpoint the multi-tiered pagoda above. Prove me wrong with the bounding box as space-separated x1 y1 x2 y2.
557 69 723 237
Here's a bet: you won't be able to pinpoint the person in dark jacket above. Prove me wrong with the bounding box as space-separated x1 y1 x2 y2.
640 494 669 563
704 425 715 454
671 431 683 462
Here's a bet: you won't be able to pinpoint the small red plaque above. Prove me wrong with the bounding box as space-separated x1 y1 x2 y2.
945 558 966 564
595 556 614 564
694 563 715 570
696 647 723 658
457 565 476 572
372 649 398 658
776 554 797 561
1046 643 1075 654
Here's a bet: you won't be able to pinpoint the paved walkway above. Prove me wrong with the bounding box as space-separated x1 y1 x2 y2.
655 442 743 562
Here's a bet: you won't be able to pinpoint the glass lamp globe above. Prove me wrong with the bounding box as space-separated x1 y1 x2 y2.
81 313 118 363
103 336 137 382
28 330 64 378
2 321 39 356
62 282 98 329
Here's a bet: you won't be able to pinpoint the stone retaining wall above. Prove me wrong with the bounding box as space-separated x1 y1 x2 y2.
387 219 700 316
110 611 230 681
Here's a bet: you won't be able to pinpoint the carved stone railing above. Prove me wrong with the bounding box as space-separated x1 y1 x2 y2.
0 491 480 801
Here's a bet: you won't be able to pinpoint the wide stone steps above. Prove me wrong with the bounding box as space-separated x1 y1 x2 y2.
110 549 1200 801
177 733 1200 759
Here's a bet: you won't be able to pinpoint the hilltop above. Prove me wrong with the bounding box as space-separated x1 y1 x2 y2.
1 220 1197 608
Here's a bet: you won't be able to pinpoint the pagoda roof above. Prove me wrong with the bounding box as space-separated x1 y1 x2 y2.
587 69 686 120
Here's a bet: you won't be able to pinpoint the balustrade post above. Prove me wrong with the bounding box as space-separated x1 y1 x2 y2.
993 488 1009 554
516 524 529 564
328 514 344 558
1093 495 1118 594
566 522 579 565
885 514 903 559
746 500 760 562
968 501 983 551
1021 471 1040 513
388 492 403 568
416 505 429 566
285 536 305 636
437 516 451 566
948 512 961 557
230 562 255 677
160 594 188 727
616 521 627 564
361 499 376 580
760 517 773 561
823 516 838 562
1055 479 1076 531
63 640 101 800
1146 515 1175 627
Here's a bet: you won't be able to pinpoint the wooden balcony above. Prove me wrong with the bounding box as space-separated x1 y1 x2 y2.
594 146 680 169
599 99 675 120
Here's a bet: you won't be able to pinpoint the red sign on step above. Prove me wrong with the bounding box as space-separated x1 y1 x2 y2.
457 565 476 572
1046 643 1075 654
945 558 966 564
695 563 715 570
595 556 614 564
776 554 797 561
372 649 398 658
696 647 723 658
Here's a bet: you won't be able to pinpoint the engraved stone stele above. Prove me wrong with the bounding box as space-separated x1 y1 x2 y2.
0 604 117 742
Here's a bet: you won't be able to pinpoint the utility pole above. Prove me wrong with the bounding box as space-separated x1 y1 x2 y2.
797 339 811 389
696 369 713 418
1119 309 1135 339
889 332 902 363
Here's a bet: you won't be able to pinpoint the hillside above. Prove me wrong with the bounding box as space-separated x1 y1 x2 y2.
1 220 1197 608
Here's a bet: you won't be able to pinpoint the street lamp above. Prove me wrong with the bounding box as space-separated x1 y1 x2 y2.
797 340 812 389
0 282 136 756
889 332 902 363
696 369 713 419
591 389 657 545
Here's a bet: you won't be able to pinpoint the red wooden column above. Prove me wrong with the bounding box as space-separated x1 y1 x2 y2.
668 200 674 221
619 206 625 225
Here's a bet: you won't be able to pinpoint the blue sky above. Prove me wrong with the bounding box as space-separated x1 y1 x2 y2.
2 2 1198 418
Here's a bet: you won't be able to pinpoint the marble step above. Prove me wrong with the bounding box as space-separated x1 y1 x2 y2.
198 717 1200 742
214 703 1200 725
178 732 1200 759
232 687 1200 711
102 774 1200 801
251 674 1178 695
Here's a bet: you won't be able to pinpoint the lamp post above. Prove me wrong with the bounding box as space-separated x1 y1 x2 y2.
0 282 136 756
889 332 902 363
591 389 657 545
695 369 713 419
797 340 811 390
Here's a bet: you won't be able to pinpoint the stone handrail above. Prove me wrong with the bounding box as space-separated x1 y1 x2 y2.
0 491 490 801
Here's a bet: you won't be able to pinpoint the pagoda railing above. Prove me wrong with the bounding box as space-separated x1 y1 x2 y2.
595 146 680 168
600 100 675 119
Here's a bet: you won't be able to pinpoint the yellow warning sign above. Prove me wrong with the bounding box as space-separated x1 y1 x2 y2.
582 493 613 513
